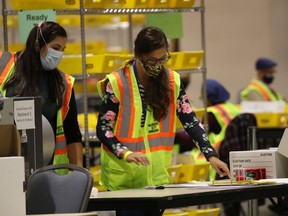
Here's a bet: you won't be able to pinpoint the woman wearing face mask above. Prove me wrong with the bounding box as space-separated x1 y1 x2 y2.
96 27 230 201
240 57 285 101
0 21 83 168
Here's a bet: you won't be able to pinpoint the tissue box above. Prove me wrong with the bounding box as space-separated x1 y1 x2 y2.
230 149 288 180
230 128 288 180
0 157 25 215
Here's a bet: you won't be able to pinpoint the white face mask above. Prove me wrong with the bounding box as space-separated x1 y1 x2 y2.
40 47 63 71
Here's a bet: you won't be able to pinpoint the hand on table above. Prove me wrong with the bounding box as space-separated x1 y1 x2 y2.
209 156 231 179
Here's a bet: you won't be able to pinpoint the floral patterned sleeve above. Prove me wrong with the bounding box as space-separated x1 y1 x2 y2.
176 84 218 160
96 81 128 158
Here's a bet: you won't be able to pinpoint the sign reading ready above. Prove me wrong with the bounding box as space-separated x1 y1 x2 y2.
18 10 56 43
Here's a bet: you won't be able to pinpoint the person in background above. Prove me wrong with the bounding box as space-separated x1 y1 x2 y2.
240 57 284 101
96 26 231 215
192 79 240 181
0 21 83 168
241 57 287 216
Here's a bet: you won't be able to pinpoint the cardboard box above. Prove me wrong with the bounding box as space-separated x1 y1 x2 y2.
0 157 26 216
0 124 21 157
229 128 288 180
0 97 43 182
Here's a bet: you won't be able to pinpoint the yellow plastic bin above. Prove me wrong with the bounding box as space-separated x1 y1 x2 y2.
169 0 195 8
64 41 106 55
74 77 102 94
285 104 288 113
167 164 182 183
56 15 80 27
182 208 220 216
124 0 150 8
10 0 79 10
92 54 126 73
85 0 126 9
167 163 209 183
180 51 204 70
187 208 220 216
119 53 134 65
149 0 170 8
90 165 107 192
85 41 107 54
8 43 25 52
58 54 87 75
77 112 99 131
59 54 126 75
166 51 204 70
165 52 180 69
177 163 209 183
1 16 19 28
255 113 288 127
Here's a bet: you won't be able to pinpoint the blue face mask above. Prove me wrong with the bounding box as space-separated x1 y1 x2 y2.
40 48 63 71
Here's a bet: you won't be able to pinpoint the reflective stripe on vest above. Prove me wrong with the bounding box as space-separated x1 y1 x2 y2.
97 66 181 190
207 103 239 152
103 66 177 151
241 79 283 101
209 104 234 126
53 72 74 170
102 135 175 153
0 51 16 94
194 102 239 157
116 67 176 150
250 81 270 100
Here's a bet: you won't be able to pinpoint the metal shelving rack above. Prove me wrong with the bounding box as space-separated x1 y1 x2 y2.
1 0 207 169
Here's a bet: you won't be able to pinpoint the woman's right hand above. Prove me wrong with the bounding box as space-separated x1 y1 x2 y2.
126 152 150 166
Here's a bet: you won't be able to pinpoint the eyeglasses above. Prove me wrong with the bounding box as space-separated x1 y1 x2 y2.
141 52 170 65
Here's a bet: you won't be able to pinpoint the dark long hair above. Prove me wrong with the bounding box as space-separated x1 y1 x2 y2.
3 21 67 109
125 26 170 121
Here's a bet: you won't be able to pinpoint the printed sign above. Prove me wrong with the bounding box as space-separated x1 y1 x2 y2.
18 10 56 43
146 12 183 39
14 100 35 130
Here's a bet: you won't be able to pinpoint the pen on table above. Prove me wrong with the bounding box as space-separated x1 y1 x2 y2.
144 185 165 190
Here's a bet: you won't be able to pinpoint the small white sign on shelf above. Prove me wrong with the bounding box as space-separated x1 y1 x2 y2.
240 101 285 113
14 100 35 130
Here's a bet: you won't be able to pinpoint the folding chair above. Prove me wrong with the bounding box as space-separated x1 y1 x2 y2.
26 163 93 214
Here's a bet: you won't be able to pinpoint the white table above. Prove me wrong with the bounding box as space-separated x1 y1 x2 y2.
87 183 288 216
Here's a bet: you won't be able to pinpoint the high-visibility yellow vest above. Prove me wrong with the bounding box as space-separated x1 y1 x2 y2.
241 79 283 101
0 51 74 174
0 51 16 96
97 65 181 190
192 102 239 180
53 73 74 174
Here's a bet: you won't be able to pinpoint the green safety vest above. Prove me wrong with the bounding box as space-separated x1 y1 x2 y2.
0 51 74 174
191 102 240 180
241 79 283 101
97 65 181 190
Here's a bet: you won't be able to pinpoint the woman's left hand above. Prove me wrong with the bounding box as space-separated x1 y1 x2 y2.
208 156 231 179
